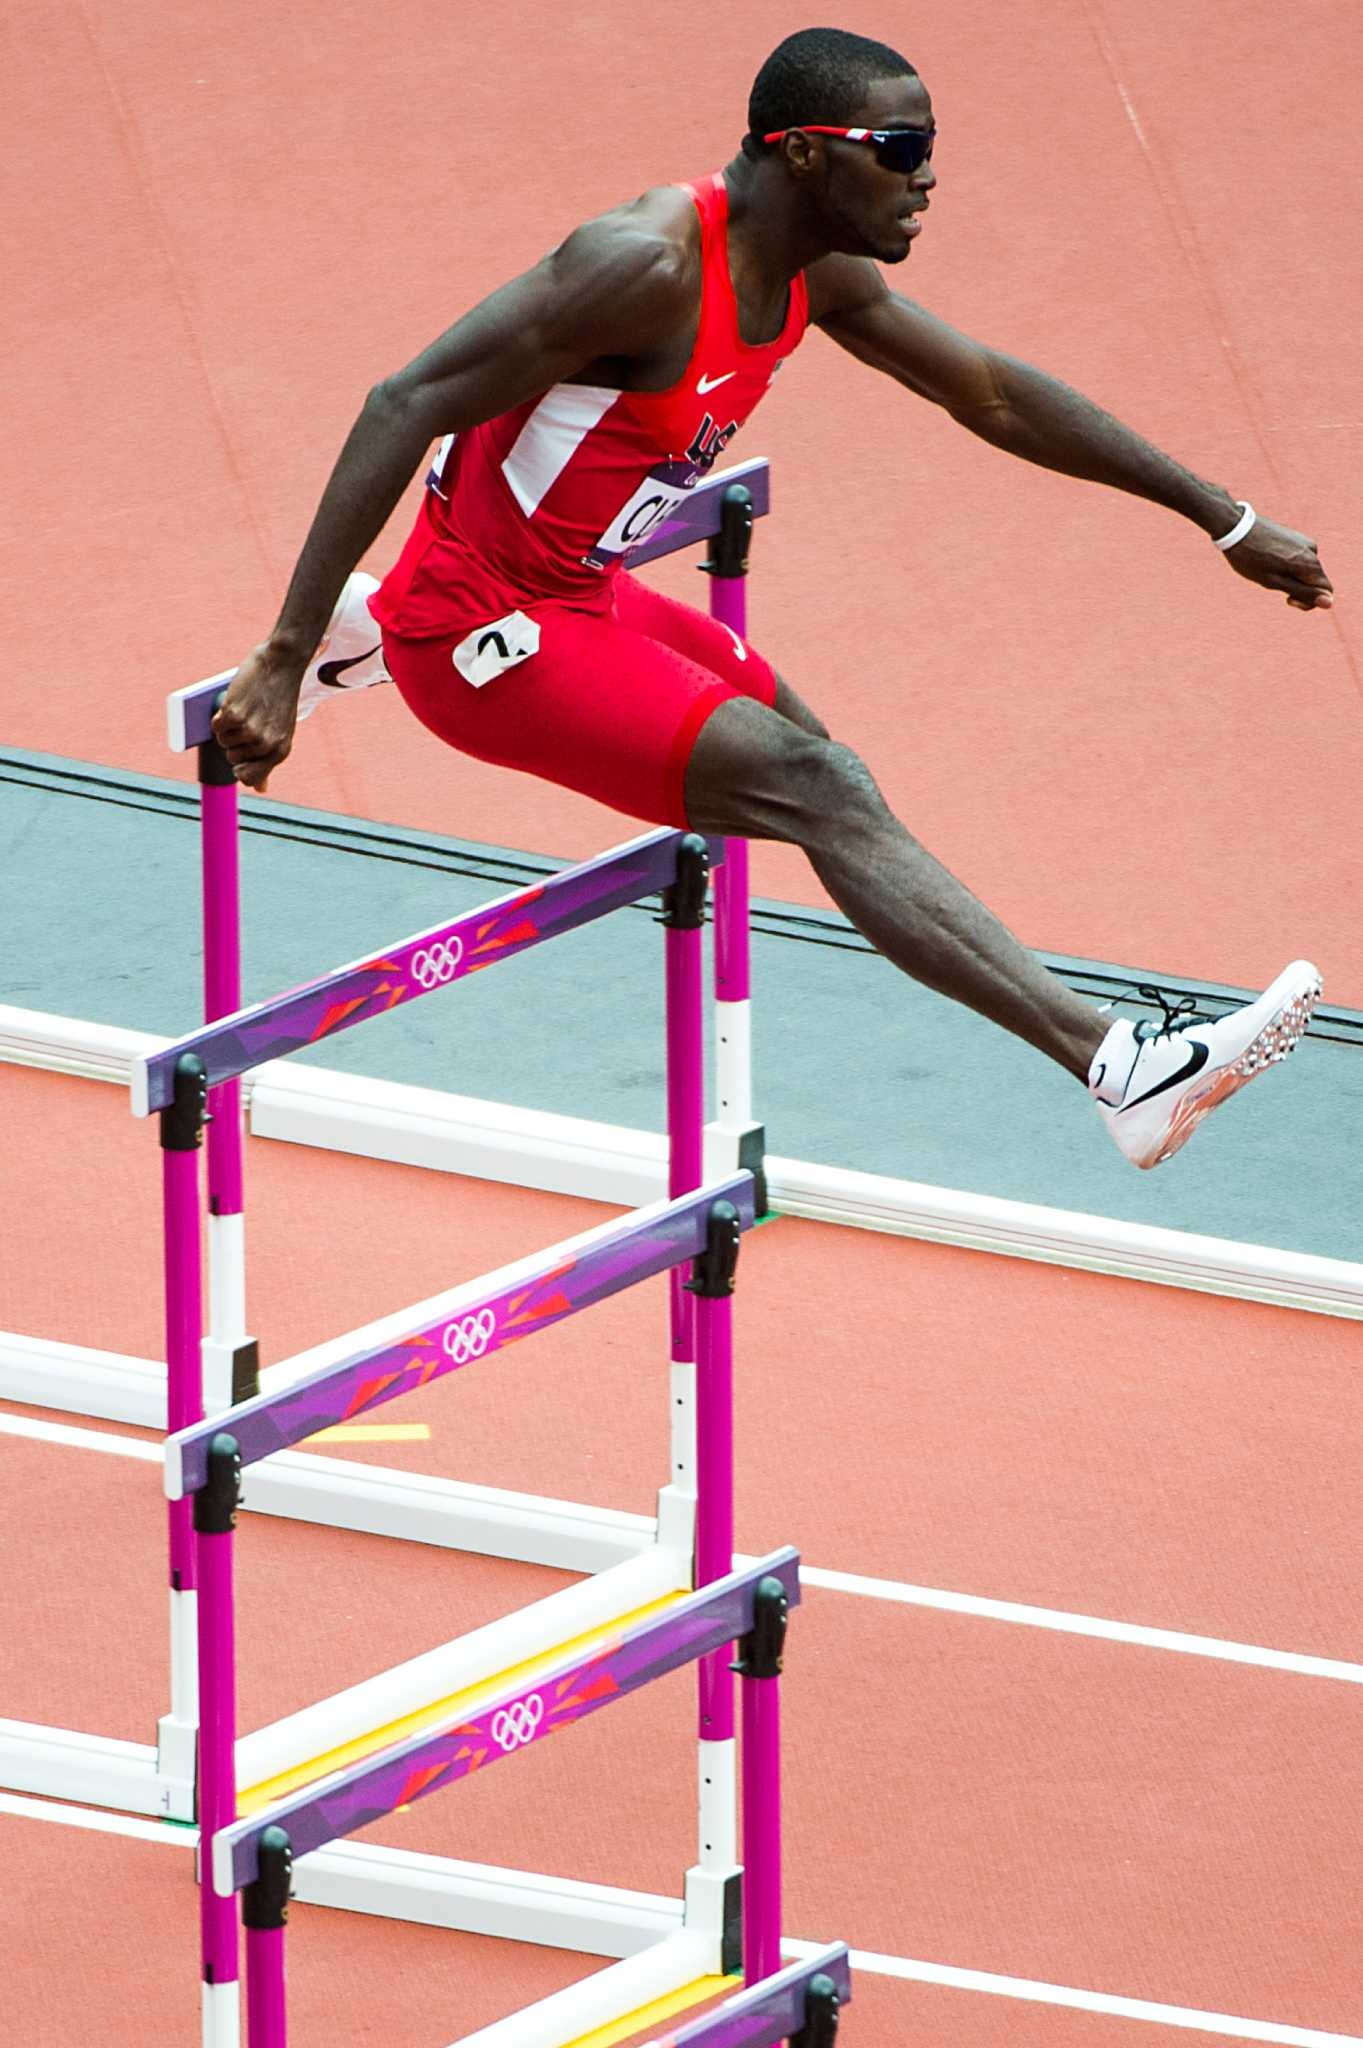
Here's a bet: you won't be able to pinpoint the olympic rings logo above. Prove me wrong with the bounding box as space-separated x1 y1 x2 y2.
409 938 464 990
491 1693 544 1751
441 1307 497 1366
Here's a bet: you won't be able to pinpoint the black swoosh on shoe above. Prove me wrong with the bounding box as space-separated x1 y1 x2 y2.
317 644 381 688
1119 1038 1210 1113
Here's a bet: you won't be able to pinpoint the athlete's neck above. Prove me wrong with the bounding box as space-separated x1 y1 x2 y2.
721 155 829 294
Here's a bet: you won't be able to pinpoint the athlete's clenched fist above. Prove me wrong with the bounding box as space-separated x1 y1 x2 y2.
212 645 305 792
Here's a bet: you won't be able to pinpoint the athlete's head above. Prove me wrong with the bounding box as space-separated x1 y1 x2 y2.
743 27 935 264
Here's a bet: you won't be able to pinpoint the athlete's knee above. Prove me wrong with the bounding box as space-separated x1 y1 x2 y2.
772 672 831 741
685 696 886 842
788 736 885 838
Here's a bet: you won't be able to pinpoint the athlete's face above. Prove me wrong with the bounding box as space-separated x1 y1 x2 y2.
816 73 936 264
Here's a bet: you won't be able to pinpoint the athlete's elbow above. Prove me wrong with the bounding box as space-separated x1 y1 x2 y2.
365 372 453 448
367 372 420 424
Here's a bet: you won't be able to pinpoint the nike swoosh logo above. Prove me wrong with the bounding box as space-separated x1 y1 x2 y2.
317 644 381 688
697 371 736 394
1119 1038 1209 1112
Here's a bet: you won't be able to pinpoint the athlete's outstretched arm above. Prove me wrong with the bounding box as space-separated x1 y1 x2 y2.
810 254 1332 612
215 214 688 787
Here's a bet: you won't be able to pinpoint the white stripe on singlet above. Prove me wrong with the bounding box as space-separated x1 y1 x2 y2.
500 383 621 517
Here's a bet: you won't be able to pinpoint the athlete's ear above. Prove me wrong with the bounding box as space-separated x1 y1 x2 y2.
780 129 820 174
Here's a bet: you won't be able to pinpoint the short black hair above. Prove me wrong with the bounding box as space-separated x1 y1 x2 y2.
744 27 917 158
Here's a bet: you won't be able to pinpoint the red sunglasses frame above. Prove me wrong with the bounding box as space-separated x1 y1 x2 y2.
761 124 936 174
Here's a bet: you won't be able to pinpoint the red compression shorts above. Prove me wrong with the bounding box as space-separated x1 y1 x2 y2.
383 571 778 830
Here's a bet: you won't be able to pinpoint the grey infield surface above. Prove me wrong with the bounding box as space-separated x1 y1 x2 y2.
2 750 1355 1263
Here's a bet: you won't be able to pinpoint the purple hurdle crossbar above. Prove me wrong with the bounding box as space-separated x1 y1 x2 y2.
166 1176 756 1495
133 827 721 1113
641 1945 851 2047
214 1549 798 1895
212 1550 799 2047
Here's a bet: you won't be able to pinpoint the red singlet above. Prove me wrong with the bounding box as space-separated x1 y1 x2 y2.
371 173 809 827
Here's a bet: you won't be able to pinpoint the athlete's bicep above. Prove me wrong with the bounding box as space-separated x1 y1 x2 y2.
378 219 686 436
811 256 1003 420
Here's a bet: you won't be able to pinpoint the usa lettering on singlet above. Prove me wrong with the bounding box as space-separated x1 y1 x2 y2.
427 393 752 570
400 174 810 613
580 408 746 567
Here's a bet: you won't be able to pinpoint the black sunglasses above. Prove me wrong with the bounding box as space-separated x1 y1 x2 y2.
762 124 937 175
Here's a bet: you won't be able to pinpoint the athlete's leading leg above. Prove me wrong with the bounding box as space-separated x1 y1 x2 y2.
685 696 1107 1081
684 696 1322 1170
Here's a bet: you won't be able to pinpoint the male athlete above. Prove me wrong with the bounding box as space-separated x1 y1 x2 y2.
215 27 1333 1170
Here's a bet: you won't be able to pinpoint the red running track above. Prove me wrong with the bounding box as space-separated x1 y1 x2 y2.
4 1066 1363 2043
3 1 1362 992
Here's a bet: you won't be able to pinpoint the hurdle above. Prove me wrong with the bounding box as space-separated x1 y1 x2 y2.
119 755 842 2044
176 1295 799 2048
200 1558 815 2048
0 456 778 1831
163 453 770 1421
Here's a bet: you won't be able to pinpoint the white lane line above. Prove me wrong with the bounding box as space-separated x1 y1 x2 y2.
781 1942 1363 2048
8 1411 1363 1689
0 1792 185 1844
0 1413 160 1458
791 1565 1363 1687
0 1800 1355 2047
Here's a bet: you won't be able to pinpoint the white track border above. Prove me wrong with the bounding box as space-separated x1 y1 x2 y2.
6 1413 1363 1691
4 1005 1361 1318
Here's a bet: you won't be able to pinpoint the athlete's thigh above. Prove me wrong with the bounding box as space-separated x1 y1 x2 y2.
386 599 753 829
613 574 829 738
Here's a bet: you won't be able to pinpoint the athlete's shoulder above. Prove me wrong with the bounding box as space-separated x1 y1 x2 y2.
551 186 699 312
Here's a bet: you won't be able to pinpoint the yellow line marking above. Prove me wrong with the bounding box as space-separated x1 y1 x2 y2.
303 1423 433 1444
238 1588 686 1814
563 1974 737 2048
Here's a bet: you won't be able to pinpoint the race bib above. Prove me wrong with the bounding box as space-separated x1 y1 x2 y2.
583 472 695 570
452 611 541 687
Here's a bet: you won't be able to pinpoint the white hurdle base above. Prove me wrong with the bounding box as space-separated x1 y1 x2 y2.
296 1841 681 1956
244 1449 656 1574
0 1332 165 1428
0 1722 165 1815
11 1003 1363 1317
446 1927 716 2048
0 1401 658 1573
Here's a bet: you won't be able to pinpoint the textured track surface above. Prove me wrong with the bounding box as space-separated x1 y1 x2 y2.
4 1 1360 992
6 1071 1363 2042
4 2 1360 2039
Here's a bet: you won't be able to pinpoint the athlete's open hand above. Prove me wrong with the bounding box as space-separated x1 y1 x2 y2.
1222 515 1334 611
212 646 305 792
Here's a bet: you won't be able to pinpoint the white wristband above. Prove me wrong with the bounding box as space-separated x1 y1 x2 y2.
1213 500 1256 551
